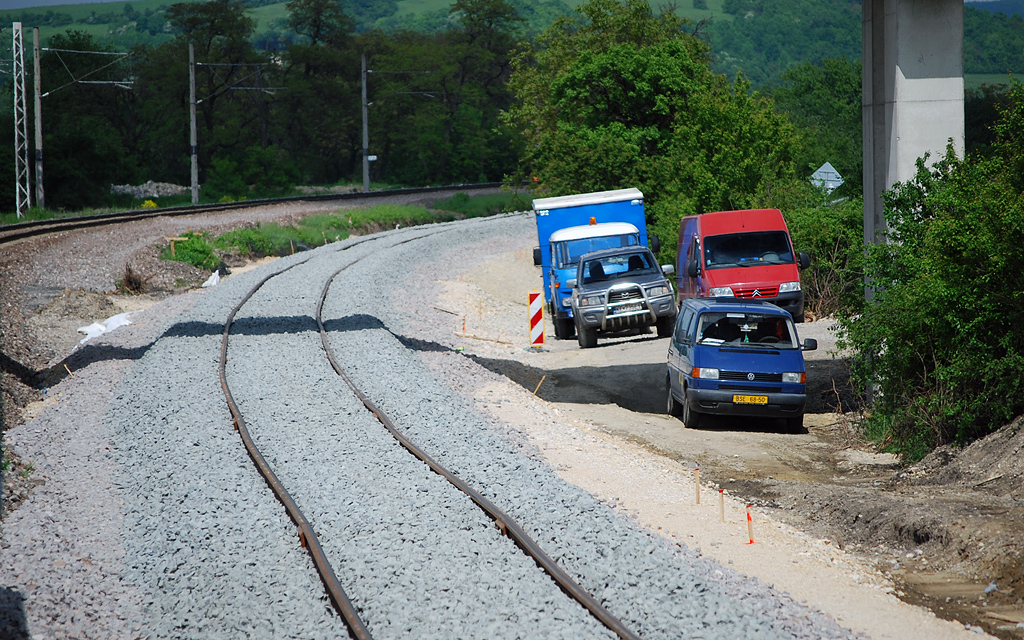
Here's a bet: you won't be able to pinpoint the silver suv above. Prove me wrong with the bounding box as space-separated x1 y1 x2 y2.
566 247 677 348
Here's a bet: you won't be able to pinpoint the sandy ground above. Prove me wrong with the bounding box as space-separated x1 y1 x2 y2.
432 245 1010 640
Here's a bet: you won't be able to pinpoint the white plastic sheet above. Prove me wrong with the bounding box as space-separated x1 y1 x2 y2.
77 312 132 344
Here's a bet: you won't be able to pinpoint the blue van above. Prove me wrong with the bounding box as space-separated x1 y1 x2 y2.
666 298 817 431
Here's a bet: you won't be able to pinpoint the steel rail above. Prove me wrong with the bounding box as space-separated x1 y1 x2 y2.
0 182 501 246
218 253 374 640
314 235 644 640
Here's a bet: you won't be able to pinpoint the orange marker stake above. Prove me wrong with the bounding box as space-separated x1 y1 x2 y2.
695 467 700 504
745 504 756 544
719 489 725 523
462 316 466 333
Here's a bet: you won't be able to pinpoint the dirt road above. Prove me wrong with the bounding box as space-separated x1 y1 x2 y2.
439 244 1024 640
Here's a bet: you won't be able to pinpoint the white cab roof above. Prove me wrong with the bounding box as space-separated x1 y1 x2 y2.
533 188 643 211
549 222 640 243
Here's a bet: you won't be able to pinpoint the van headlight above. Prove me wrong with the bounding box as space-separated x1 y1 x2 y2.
645 285 671 298
779 281 801 293
579 295 604 307
692 367 719 380
782 372 805 383
561 297 573 307
709 286 734 297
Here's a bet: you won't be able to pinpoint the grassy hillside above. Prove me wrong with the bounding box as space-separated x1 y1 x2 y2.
2 0 732 45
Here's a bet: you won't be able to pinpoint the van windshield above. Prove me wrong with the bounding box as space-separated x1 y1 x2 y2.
696 312 798 348
703 231 793 269
554 234 639 269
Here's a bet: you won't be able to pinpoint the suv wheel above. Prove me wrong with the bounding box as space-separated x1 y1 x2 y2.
785 415 804 433
681 396 701 429
577 322 597 349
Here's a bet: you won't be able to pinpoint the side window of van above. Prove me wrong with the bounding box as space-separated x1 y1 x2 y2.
675 307 695 345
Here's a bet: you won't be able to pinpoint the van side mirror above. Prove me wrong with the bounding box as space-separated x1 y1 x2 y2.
533 247 542 266
686 259 699 278
798 251 811 270
650 234 661 254
802 338 817 351
661 264 675 276
566 278 577 288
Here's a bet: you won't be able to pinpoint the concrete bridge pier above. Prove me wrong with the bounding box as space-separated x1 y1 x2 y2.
862 0 965 244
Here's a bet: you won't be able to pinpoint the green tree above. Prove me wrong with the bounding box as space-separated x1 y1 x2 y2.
838 80 1024 459
38 31 140 209
711 0 862 87
502 0 798 262
770 57 862 197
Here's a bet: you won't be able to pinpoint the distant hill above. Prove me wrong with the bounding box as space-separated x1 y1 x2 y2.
966 0 1024 17
1 0 1021 88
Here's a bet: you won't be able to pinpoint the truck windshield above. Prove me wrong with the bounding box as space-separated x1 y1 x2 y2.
581 251 658 284
703 231 793 270
696 312 798 348
555 234 640 269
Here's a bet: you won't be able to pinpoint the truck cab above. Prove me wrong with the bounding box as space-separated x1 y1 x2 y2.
677 209 810 322
533 189 653 339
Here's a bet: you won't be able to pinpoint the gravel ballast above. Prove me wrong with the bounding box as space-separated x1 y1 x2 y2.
2 213 862 639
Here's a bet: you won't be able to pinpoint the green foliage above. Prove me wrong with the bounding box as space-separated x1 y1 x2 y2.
711 0 861 87
779 192 865 318
504 0 799 267
211 145 301 198
964 6 1024 75
770 58 862 197
432 191 530 217
838 81 1024 459
161 231 220 270
346 204 450 227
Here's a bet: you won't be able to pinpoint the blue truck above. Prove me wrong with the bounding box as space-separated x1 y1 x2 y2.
532 188 658 339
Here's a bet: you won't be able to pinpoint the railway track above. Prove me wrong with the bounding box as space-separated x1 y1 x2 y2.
218 226 642 639
0 183 501 245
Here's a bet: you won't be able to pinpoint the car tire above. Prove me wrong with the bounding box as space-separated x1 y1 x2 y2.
681 394 701 429
577 322 597 349
785 415 804 433
656 314 675 337
666 377 683 418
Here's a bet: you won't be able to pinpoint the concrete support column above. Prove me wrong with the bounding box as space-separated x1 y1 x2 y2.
862 0 964 245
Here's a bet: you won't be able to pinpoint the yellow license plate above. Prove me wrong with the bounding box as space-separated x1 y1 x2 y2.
733 394 768 405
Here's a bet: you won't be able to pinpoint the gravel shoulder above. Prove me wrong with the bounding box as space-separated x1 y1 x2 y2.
1 205 1020 639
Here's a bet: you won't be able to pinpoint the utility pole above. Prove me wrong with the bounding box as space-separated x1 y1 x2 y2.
189 42 198 205
33 27 43 210
12 22 31 217
362 53 369 193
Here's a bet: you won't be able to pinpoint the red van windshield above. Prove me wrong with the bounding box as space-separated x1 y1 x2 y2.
703 231 794 270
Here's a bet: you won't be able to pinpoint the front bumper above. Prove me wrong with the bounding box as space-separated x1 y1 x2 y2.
686 387 806 418
577 294 676 331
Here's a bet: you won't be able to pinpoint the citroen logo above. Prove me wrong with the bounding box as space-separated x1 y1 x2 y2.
752 289 762 297
747 373 755 381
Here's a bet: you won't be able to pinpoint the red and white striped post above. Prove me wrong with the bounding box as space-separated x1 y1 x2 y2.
529 292 545 348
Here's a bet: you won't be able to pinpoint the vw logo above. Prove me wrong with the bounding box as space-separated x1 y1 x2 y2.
747 373 755 381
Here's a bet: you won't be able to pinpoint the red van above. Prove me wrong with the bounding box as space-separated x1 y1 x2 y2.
676 209 810 322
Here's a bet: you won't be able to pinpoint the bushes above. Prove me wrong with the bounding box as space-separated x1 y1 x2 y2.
838 82 1024 459
784 197 864 319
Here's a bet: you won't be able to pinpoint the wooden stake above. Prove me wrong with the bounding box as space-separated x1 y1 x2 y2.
719 489 725 523
746 505 755 544
533 375 546 395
